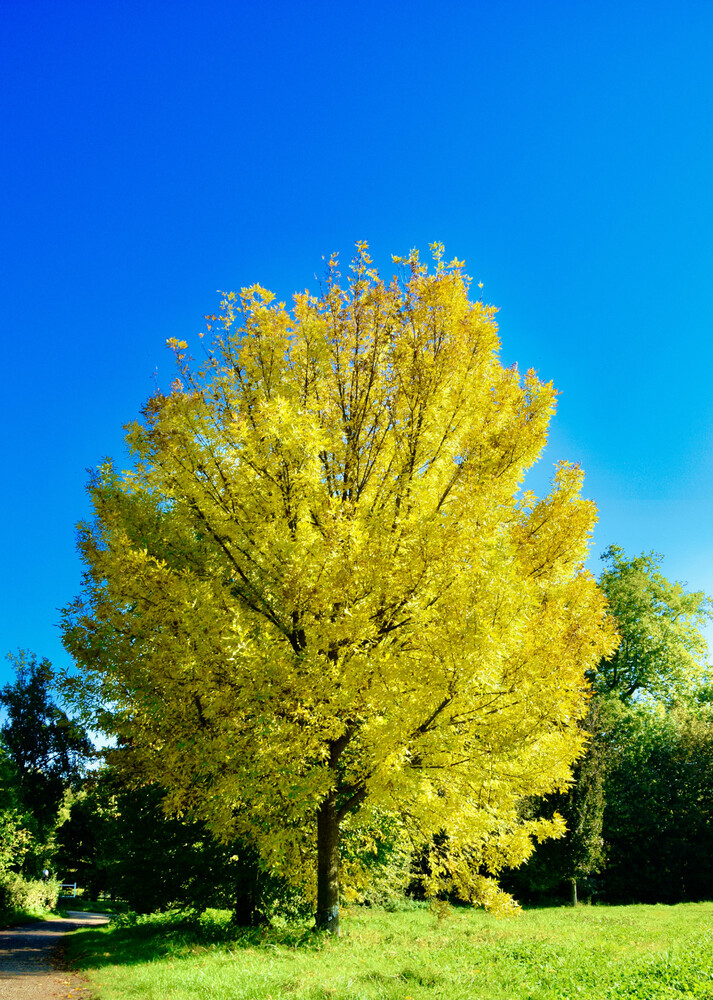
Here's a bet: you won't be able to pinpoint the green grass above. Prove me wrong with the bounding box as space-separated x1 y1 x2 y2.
0 905 68 929
62 902 713 1000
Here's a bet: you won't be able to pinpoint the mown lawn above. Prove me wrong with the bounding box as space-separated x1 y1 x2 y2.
63 901 713 1000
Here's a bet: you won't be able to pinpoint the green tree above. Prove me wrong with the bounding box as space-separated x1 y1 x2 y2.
56 772 292 920
603 703 713 902
63 246 617 933
507 547 712 905
503 698 613 905
593 546 711 703
0 651 92 841
0 746 36 877
590 547 711 902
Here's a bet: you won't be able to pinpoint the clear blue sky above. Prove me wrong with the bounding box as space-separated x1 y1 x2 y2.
2 0 712 688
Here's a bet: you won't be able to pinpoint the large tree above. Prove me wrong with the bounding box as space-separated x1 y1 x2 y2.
63 245 616 932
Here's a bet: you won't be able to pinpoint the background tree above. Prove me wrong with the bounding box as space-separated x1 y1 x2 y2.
63 245 617 933
509 546 712 905
0 746 37 878
502 698 613 905
55 771 294 920
592 545 711 704
0 652 91 920
0 651 92 852
591 547 712 902
602 703 713 903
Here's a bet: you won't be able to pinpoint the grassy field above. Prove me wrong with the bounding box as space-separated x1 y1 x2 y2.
63 901 713 1000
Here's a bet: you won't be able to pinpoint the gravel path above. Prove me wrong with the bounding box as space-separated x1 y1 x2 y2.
0 911 109 1000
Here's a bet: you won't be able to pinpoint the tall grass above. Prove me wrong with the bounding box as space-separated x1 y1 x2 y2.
63 902 713 1000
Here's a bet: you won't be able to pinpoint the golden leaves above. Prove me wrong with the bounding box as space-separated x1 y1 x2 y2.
65 245 617 910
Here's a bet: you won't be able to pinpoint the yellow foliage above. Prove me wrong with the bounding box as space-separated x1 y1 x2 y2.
63 246 617 916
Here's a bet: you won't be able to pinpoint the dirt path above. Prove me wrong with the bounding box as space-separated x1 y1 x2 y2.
0 911 109 1000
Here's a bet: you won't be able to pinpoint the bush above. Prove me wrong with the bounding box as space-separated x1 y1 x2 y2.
0 874 60 915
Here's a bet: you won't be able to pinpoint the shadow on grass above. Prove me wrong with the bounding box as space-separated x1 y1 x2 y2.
64 911 326 971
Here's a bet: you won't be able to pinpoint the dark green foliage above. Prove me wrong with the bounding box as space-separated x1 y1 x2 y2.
510 702 713 906
54 788 106 897
505 547 713 906
56 773 302 922
592 548 713 904
0 651 93 838
603 704 713 903
407 830 449 901
102 784 258 916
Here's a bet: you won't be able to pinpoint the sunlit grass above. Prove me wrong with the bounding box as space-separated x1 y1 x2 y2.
0 905 67 929
63 902 713 1000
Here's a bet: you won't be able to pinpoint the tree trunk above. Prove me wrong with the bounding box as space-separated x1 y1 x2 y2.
231 845 267 927
570 877 578 907
231 890 258 927
315 791 340 935
231 877 266 927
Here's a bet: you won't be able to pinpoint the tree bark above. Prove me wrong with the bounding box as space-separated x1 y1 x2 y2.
315 791 340 935
570 877 578 907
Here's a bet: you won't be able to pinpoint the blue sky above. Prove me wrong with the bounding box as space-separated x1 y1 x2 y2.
2 0 712 688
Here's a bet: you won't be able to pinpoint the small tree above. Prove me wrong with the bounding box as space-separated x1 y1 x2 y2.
63 246 617 932
504 698 613 905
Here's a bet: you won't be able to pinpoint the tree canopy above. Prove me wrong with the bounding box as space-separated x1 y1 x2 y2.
63 245 617 931
593 545 711 703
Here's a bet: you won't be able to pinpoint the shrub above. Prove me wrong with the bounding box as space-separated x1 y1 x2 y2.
0 874 60 915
